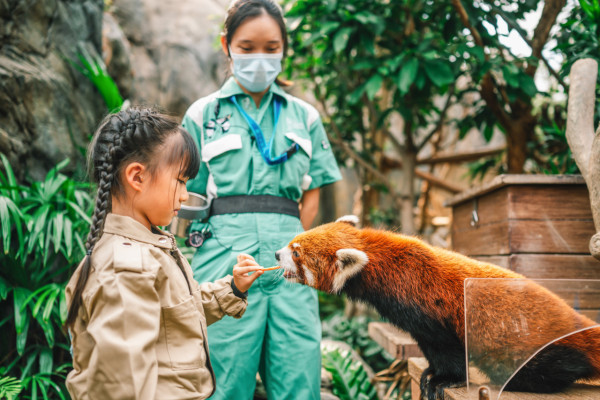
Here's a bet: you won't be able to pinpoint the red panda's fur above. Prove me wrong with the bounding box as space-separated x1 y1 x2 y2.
276 220 600 400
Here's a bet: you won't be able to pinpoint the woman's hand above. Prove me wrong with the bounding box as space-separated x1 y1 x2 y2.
232 254 264 293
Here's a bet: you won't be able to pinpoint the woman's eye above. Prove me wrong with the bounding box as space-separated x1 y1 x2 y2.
177 179 186 185
293 251 299 258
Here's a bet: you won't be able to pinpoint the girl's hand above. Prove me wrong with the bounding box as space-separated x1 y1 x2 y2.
233 254 264 293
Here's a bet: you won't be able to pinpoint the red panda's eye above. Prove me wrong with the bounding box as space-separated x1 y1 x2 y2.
293 251 299 258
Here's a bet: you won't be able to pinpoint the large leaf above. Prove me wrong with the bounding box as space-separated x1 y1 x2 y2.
333 28 353 53
424 59 455 87
13 288 31 355
0 153 20 201
397 58 419 94
365 74 383 100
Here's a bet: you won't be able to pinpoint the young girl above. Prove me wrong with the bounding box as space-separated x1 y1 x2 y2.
64 107 265 399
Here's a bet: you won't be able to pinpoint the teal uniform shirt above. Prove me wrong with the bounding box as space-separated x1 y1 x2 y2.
182 77 341 400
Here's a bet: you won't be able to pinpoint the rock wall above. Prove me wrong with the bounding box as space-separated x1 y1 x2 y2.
0 0 107 181
109 0 231 118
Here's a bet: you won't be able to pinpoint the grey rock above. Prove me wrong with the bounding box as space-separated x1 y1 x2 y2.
110 0 231 118
0 0 106 181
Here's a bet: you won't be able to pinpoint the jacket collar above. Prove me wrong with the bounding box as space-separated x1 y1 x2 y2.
102 213 174 249
216 77 288 104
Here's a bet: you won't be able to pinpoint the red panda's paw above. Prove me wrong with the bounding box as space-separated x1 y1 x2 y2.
420 368 464 400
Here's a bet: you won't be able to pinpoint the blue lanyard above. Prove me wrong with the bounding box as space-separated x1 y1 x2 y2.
229 95 298 165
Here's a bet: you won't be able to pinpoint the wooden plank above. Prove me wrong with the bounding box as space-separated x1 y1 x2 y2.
509 254 600 280
368 322 423 360
451 220 510 256
508 185 593 220
452 188 509 229
445 174 586 207
408 357 600 400
472 255 510 269
509 220 596 254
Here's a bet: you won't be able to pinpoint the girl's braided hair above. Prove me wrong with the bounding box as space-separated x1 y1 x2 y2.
66 107 200 327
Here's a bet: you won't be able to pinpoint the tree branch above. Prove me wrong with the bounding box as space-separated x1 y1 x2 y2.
452 0 484 48
490 6 568 89
480 73 512 129
417 146 505 164
417 86 455 152
526 0 567 76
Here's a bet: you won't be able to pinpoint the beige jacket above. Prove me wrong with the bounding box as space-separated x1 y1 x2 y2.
65 213 247 400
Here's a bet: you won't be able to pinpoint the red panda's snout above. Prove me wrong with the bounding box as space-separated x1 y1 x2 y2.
276 244 316 287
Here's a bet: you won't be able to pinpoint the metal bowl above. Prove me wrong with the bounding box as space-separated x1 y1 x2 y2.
169 193 210 238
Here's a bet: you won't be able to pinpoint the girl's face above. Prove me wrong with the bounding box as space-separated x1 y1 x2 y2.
222 11 283 55
137 164 189 230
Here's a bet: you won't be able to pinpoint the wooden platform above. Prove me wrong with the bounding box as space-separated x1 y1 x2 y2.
408 357 600 400
368 322 423 360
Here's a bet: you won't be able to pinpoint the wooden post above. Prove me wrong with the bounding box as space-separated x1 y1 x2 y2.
566 59 600 260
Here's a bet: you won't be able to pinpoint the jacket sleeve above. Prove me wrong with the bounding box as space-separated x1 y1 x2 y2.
191 275 247 326
84 266 160 399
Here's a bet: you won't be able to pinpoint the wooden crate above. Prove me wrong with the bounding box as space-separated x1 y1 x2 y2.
446 174 600 316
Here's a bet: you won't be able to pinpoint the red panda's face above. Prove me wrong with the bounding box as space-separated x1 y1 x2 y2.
275 216 369 294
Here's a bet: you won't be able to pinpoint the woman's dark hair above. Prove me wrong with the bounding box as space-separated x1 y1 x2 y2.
223 0 288 56
65 107 200 328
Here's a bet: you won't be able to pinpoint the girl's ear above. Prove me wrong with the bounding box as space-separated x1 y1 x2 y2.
221 36 229 57
124 162 146 192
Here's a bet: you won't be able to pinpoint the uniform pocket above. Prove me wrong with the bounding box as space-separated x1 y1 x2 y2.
280 131 312 191
204 129 253 193
162 297 206 370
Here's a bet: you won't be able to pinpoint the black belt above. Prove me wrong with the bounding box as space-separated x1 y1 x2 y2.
210 195 300 219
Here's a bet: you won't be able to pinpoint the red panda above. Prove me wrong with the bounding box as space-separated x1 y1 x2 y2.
275 216 600 400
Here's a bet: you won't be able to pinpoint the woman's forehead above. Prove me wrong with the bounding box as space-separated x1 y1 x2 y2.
231 13 282 43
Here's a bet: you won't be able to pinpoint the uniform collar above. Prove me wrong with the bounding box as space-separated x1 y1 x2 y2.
102 213 174 249
217 77 287 104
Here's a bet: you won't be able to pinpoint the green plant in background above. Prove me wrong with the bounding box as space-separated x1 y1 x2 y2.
70 46 124 113
0 154 93 399
0 371 22 400
321 343 378 400
322 311 395 373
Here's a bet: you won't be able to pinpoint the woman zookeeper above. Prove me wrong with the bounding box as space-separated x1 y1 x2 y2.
181 0 342 399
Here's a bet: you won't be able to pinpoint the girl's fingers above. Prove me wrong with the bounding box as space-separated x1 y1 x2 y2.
237 253 255 263
235 265 265 274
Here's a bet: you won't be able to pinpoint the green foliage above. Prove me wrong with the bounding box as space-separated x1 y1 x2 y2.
321 343 378 400
0 154 93 399
322 310 395 373
319 290 346 321
70 46 124 113
0 371 22 400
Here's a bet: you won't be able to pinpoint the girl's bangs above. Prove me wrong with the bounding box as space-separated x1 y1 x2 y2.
164 127 201 179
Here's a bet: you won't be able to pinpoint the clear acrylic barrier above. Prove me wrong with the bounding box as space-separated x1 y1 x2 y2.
465 278 600 399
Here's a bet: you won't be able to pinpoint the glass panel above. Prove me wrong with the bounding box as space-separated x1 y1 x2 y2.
465 278 600 399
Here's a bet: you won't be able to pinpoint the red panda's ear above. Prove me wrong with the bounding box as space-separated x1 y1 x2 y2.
332 248 368 293
335 215 360 227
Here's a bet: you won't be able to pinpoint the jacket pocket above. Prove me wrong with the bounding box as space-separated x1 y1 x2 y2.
162 297 206 370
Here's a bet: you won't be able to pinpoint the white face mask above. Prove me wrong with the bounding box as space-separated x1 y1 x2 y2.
229 48 283 93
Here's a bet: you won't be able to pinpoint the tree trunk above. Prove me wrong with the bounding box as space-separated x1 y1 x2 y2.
505 108 536 173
